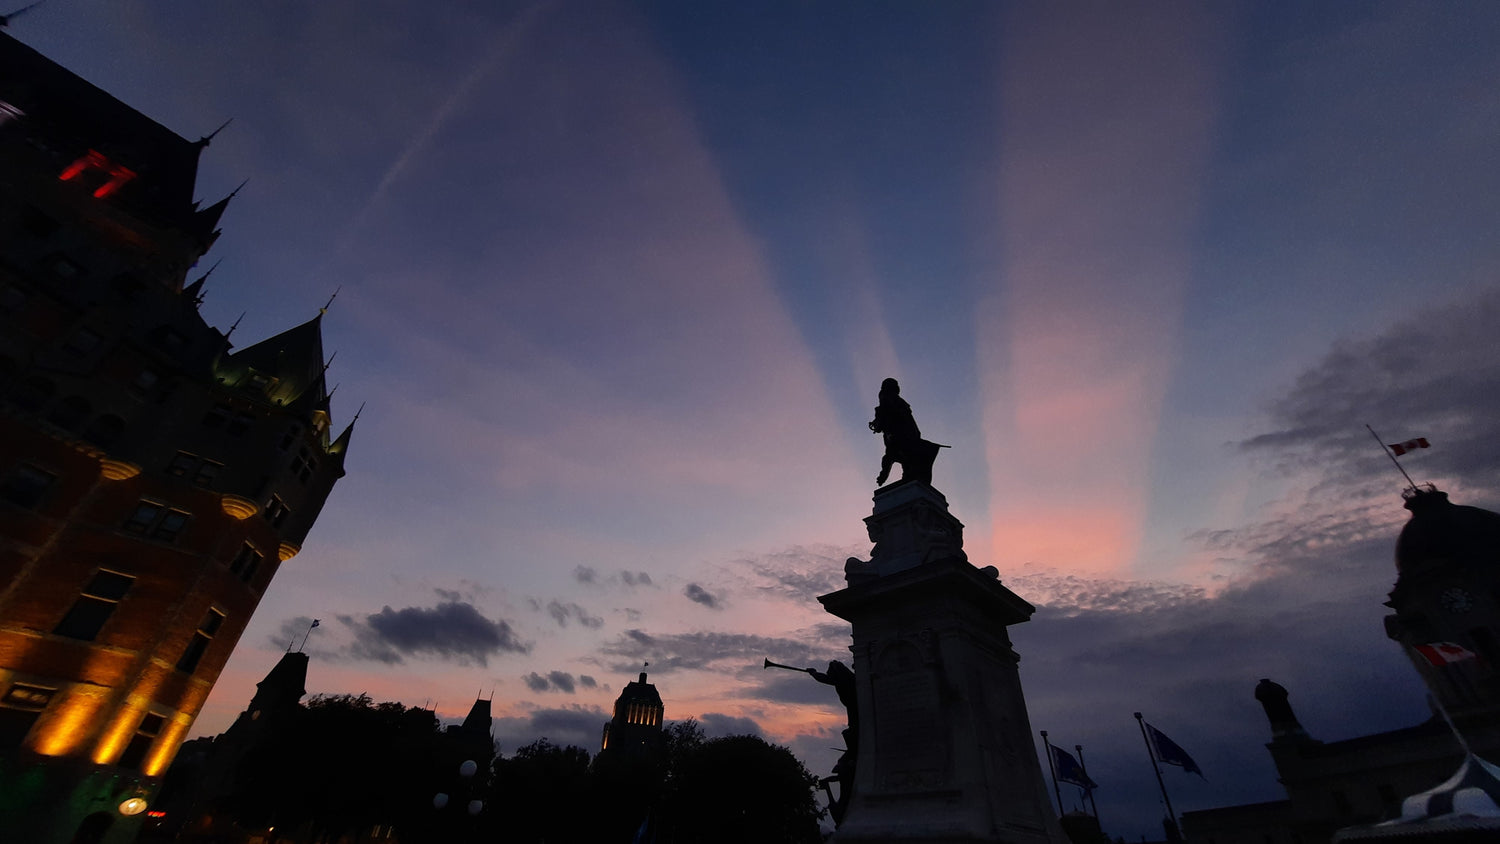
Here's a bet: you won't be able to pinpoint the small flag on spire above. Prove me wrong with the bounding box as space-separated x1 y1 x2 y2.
1388 438 1430 456
1415 642 1476 667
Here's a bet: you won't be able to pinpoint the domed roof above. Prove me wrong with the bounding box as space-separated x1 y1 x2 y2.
1394 487 1500 575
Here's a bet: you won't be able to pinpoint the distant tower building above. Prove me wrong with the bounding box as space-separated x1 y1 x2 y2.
1383 485 1500 717
0 31 352 843
600 669 665 758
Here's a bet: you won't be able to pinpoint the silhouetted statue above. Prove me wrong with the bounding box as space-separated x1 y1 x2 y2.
869 378 946 486
808 660 858 827
1255 678 1307 740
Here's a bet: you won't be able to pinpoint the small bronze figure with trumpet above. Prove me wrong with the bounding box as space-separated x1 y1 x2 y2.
765 657 859 826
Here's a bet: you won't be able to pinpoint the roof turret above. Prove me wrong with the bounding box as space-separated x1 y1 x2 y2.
1394 486 1500 576
216 313 329 417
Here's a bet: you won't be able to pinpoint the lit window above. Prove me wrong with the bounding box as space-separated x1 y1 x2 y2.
0 464 56 509
0 683 55 750
264 496 290 528
53 569 134 641
117 712 166 770
176 609 225 674
229 543 263 583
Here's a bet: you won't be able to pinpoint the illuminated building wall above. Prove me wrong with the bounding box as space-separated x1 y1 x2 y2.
0 30 353 844
599 671 665 755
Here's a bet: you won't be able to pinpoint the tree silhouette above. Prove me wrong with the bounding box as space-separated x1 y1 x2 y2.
657 733 823 844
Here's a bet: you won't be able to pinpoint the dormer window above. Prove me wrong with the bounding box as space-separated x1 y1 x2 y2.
264 495 290 528
292 448 317 484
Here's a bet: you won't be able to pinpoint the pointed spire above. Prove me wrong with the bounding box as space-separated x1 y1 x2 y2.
321 285 341 315
195 117 233 149
224 311 246 344
0 0 48 28
182 258 221 306
190 179 247 243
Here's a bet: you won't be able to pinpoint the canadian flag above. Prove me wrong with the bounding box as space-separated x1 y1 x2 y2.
1414 642 1476 666
1388 438 1430 456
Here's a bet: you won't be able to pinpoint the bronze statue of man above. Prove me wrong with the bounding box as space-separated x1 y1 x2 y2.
869 378 946 485
808 660 858 827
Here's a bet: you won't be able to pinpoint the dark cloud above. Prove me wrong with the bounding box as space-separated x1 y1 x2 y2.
546 600 604 629
574 565 598 584
1011 287 1500 836
696 712 764 738
621 570 653 587
334 600 529 667
597 628 841 675
732 545 858 601
682 583 721 609
1239 285 1500 497
492 704 609 755
522 670 584 694
578 674 597 688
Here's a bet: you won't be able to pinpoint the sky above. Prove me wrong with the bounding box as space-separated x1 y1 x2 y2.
13 1 1500 838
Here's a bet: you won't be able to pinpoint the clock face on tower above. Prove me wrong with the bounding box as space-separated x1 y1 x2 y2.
1440 586 1474 614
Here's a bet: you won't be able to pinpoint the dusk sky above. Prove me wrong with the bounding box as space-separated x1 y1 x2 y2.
14 2 1500 838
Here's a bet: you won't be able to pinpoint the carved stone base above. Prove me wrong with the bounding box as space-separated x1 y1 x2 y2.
821 485 1066 844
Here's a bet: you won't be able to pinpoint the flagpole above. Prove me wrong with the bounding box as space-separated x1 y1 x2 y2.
1366 424 1417 492
1040 731 1064 815
1134 713 1177 829
297 619 319 653
1077 743 1101 824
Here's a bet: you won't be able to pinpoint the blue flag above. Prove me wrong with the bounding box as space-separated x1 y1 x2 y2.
1049 744 1099 790
1146 722 1204 779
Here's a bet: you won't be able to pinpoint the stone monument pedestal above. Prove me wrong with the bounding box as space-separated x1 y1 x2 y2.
820 481 1066 844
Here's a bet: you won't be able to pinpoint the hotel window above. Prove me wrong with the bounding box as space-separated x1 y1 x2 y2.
279 424 302 451
176 609 225 673
264 495 290 528
53 570 134 641
291 447 317 484
165 452 222 488
0 464 56 509
122 501 190 541
229 543 263 583
0 683 56 749
116 712 166 770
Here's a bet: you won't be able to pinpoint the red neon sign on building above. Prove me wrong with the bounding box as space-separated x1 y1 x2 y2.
59 150 137 198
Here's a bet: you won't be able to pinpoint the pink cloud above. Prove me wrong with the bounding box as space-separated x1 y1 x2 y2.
979 4 1230 577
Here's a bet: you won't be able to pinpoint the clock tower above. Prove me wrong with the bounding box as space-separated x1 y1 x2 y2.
1383 485 1500 718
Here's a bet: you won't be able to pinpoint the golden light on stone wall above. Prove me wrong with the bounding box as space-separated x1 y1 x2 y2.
98 458 141 480
220 494 259 519
34 694 100 756
143 714 190 777
278 541 300 561
92 705 140 765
